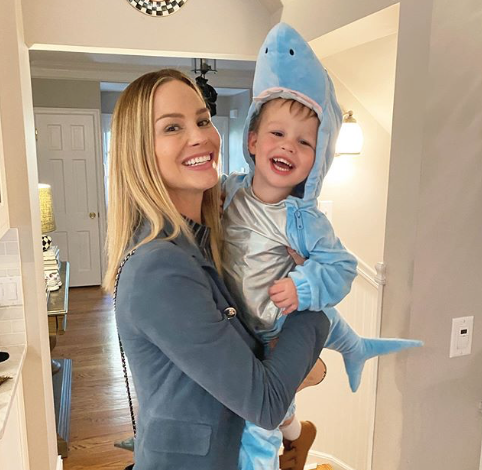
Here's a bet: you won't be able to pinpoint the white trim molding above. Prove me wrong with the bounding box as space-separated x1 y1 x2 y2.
307 450 358 470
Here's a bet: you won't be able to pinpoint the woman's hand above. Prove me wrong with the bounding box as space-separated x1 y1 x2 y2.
286 247 306 266
269 277 299 314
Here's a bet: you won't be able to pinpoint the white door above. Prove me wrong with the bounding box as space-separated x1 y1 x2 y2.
35 110 102 287
212 116 229 174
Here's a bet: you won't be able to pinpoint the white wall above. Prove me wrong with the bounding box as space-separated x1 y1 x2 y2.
0 229 26 348
22 0 273 59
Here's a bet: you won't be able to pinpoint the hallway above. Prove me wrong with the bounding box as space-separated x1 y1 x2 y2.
54 286 135 470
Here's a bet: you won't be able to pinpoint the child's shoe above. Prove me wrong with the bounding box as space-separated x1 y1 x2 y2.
281 421 317 470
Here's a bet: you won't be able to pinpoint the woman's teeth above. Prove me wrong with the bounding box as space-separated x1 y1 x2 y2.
272 158 293 172
184 154 211 166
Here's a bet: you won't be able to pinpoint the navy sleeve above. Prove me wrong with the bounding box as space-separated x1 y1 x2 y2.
125 242 329 430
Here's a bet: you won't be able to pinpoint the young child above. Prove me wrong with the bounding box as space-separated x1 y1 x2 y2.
222 23 423 470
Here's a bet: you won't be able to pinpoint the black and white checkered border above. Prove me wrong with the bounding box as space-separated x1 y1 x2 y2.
126 0 188 17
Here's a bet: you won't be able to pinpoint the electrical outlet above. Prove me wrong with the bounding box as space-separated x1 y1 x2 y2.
449 316 473 358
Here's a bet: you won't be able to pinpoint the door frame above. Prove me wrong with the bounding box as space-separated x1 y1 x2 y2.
33 107 107 282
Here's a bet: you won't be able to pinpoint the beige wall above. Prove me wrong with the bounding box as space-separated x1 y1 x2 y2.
375 0 482 469
0 1 58 469
32 78 101 109
318 72 391 269
22 0 272 59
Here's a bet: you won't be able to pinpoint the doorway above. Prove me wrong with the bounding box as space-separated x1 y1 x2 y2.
35 108 105 286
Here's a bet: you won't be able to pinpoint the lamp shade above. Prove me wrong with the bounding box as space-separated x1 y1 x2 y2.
38 184 56 234
335 111 364 155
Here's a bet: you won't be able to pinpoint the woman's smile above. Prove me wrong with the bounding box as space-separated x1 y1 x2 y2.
182 152 215 169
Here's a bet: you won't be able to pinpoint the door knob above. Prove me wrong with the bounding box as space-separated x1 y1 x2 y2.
89 212 97 219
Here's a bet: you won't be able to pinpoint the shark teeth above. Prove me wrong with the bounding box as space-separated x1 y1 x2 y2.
272 157 294 171
184 154 211 166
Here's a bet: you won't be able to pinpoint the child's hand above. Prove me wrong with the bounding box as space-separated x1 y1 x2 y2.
286 247 306 266
269 278 298 314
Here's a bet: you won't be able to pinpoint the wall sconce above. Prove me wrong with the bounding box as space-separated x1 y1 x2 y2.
335 110 364 156
38 183 56 251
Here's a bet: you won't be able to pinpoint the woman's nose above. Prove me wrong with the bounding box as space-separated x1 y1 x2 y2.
188 126 208 146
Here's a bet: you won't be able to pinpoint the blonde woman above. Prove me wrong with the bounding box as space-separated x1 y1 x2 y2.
104 69 330 470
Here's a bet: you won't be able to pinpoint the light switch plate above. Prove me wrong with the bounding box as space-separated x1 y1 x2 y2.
450 316 473 358
0 276 23 307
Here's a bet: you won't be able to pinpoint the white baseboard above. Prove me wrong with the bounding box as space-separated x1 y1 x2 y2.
56 455 63 470
306 450 356 470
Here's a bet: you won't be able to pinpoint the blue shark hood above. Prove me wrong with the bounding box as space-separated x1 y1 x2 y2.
243 23 342 203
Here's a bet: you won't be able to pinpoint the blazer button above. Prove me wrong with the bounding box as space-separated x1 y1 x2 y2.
223 307 237 319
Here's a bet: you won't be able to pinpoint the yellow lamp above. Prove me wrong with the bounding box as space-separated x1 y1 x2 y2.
38 184 56 251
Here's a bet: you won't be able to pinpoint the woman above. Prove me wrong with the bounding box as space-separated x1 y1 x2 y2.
104 69 330 470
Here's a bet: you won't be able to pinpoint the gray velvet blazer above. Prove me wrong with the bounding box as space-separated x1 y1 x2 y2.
115 222 329 470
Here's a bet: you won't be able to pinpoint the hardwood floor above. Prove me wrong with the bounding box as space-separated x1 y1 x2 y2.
54 286 136 470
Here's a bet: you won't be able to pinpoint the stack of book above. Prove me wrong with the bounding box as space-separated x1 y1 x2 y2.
44 246 62 292
44 246 60 275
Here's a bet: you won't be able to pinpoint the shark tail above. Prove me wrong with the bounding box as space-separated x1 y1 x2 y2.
343 337 424 392
323 308 423 392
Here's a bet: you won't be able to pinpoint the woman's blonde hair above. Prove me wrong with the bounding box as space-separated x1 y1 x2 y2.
103 69 223 293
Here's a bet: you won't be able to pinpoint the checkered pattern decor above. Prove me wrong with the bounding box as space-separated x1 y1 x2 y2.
126 0 188 16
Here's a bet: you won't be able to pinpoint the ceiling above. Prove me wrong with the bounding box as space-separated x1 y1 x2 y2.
323 34 398 133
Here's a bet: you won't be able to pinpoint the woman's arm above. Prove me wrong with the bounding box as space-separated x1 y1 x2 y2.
124 242 329 430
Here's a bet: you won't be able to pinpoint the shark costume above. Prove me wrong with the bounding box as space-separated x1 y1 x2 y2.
222 23 423 470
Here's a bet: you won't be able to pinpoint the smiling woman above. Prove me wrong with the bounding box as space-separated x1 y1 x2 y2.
152 80 220 222
102 68 330 470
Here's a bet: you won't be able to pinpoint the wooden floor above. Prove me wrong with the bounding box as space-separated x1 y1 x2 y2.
54 286 136 470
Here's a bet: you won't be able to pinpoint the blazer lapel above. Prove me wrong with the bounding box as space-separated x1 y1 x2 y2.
134 220 263 351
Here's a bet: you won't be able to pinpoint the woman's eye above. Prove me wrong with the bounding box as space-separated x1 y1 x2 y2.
198 119 211 127
165 124 180 132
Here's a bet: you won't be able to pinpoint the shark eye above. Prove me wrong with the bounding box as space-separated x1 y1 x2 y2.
289 49 295 55
265 47 268 53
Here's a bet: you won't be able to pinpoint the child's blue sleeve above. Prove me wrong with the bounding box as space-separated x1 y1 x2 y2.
287 211 357 311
